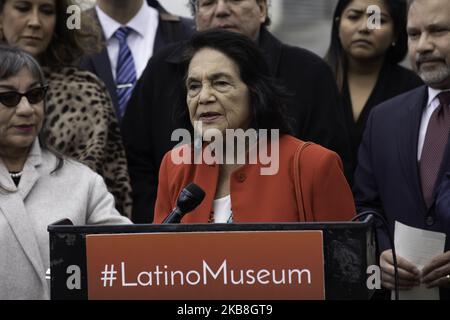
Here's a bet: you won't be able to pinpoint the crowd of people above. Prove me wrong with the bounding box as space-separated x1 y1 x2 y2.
0 0 448 299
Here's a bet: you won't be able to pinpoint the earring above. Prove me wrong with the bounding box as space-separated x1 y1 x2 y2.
392 41 396 47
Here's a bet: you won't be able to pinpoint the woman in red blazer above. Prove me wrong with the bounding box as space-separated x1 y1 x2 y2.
154 29 355 224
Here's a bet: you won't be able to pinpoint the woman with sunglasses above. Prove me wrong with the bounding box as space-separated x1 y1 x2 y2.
0 0 132 218
0 46 131 300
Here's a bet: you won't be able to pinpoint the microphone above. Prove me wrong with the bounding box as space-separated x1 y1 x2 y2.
162 183 205 223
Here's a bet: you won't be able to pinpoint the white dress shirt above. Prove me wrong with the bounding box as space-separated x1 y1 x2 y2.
417 87 450 161
96 2 159 81
213 195 233 223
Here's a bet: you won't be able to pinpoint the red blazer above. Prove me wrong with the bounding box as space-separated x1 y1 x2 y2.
154 135 356 223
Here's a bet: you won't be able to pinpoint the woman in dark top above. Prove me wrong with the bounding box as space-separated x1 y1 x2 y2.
325 0 423 173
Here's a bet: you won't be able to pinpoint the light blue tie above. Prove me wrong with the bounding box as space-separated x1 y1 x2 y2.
114 26 136 120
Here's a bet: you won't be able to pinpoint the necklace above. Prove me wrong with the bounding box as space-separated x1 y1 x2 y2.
9 171 23 179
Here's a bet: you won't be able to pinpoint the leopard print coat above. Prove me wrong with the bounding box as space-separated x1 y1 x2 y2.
42 67 132 218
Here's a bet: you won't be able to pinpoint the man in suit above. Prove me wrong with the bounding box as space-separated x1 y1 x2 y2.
80 0 194 119
353 0 450 297
121 0 352 223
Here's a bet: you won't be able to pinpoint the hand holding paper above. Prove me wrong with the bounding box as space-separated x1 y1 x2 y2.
392 221 446 300
421 251 450 289
380 249 421 290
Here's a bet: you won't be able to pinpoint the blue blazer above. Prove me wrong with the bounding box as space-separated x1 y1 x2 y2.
80 0 194 115
353 85 450 252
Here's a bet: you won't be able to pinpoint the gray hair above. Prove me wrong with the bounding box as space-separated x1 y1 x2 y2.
0 45 47 86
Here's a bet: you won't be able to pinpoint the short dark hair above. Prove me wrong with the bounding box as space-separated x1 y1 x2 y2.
188 0 271 27
0 0 102 68
175 28 292 135
324 0 409 92
0 45 63 175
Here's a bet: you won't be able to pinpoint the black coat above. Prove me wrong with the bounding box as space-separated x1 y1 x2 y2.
341 63 423 172
122 28 352 223
79 0 195 115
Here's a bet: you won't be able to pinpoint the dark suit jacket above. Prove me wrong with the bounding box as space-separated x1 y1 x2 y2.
122 27 352 223
79 0 194 115
353 86 450 253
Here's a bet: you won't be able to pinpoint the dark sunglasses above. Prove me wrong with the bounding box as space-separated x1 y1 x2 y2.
0 85 48 108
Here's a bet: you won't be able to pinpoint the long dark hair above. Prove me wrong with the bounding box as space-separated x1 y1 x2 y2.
0 45 64 180
0 0 102 68
175 28 293 136
324 0 408 92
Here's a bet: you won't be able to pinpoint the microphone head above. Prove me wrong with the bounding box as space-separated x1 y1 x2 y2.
177 183 206 213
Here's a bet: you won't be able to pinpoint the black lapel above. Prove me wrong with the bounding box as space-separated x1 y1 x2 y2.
85 8 119 113
396 86 429 211
153 19 166 53
91 51 118 111
153 0 190 53
153 0 167 52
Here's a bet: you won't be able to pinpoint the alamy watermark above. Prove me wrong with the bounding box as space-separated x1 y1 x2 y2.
65 4 383 31
367 5 382 30
66 5 81 30
170 121 280 176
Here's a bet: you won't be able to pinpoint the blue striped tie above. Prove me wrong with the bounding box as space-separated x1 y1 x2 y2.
114 26 136 120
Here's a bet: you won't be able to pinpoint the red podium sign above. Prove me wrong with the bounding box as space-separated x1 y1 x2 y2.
86 230 325 300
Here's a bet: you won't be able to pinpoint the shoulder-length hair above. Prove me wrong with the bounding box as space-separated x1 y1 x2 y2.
175 28 292 135
324 0 409 92
0 0 102 68
0 45 64 178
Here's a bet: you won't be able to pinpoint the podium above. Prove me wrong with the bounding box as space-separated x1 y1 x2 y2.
48 216 376 300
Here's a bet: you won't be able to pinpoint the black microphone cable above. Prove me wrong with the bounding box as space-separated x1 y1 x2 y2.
351 211 399 300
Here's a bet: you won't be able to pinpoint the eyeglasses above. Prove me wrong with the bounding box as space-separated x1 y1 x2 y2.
0 86 48 108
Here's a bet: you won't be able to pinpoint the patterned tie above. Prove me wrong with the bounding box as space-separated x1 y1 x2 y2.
114 26 137 120
420 91 450 207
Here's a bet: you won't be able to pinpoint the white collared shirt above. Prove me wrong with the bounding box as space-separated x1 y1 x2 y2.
96 2 159 81
213 195 233 223
417 87 450 161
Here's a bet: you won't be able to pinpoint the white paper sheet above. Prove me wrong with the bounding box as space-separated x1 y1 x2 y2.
391 221 446 300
